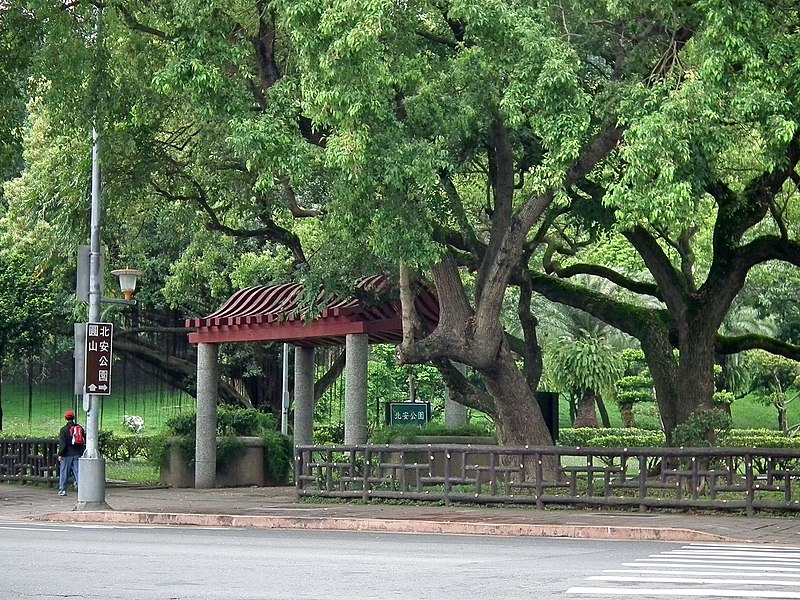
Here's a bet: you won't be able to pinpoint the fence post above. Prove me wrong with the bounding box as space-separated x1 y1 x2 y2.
535 451 544 510
362 447 371 502
745 452 755 517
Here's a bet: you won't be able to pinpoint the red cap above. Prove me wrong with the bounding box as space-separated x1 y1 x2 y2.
65 410 75 420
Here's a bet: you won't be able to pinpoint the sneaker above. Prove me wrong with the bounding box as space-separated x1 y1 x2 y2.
58 490 66 496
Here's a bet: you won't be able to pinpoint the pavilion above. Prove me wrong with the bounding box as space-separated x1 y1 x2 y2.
185 276 462 487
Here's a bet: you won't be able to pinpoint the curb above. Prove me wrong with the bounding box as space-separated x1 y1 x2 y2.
32 511 737 543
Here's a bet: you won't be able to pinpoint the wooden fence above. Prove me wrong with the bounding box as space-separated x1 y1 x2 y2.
296 444 800 516
0 438 59 486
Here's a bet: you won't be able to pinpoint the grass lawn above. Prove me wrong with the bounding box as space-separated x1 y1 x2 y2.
2 382 798 440
1 383 195 438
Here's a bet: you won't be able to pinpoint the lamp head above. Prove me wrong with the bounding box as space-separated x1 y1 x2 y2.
111 268 143 301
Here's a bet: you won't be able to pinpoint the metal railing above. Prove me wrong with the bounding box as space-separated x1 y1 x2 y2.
0 438 59 486
295 444 800 515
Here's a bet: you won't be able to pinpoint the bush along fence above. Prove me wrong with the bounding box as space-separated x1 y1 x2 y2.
295 444 800 516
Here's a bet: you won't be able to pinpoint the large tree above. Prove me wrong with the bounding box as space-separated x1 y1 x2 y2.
4 0 799 449
526 0 800 441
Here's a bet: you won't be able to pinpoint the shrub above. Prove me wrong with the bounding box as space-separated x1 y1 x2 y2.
369 421 495 445
672 408 732 447
263 430 293 484
98 430 158 462
559 428 666 448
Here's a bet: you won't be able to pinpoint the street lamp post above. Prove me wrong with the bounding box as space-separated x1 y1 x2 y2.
75 129 141 510
77 127 106 510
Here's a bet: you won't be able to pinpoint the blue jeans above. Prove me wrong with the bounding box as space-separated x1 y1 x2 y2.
59 456 80 492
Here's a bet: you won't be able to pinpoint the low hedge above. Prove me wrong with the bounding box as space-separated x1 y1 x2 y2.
559 427 800 449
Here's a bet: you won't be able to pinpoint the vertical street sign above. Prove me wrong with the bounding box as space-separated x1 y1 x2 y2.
84 322 113 395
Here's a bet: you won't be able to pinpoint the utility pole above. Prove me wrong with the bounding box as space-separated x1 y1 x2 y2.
77 127 109 510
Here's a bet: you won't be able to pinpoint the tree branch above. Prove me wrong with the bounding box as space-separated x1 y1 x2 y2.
551 263 663 300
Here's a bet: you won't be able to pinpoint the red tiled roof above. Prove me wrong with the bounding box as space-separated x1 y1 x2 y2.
186 276 439 347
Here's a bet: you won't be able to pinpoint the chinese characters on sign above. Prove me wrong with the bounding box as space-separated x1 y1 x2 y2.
387 402 431 427
84 322 113 395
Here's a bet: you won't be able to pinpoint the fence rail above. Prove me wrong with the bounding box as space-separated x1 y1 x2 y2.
295 444 800 515
0 439 59 486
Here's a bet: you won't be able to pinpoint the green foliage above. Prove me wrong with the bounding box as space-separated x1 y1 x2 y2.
262 429 293 484
713 390 735 405
160 408 291 479
217 406 278 436
369 421 495 445
672 409 732 448
216 436 247 469
559 428 666 448
719 429 800 449
314 422 345 445
165 413 197 437
548 330 625 399
98 430 157 462
0 252 55 361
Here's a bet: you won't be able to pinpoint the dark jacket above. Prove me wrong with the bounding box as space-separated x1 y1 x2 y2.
58 420 85 457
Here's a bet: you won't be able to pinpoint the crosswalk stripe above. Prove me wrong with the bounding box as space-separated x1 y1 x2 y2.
622 561 800 572
640 556 800 565
689 544 800 552
589 575 800 586
666 550 800 560
567 543 800 597
566 586 800 597
605 569 800 578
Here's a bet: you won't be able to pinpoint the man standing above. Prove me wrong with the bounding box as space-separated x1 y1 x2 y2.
57 410 85 496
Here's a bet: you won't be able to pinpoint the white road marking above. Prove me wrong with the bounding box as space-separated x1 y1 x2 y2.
567 543 800 597
589 575 800 586
604 569 800 578
622 562 800 572
567 587 800 597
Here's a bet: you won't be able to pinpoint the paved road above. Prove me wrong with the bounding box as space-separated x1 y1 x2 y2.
1 520 676 599
5 521 800 599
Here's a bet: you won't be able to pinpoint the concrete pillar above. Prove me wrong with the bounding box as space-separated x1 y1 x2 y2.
293 346 315 446
445 362 468 428
195 342 218 488
344 333 369 445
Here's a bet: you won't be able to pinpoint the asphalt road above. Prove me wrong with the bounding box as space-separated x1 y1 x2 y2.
2 521 799 599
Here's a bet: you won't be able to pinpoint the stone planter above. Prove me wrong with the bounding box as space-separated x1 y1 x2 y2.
160 436 274 488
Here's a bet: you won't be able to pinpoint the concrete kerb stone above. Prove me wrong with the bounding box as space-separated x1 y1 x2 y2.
31 511 737 543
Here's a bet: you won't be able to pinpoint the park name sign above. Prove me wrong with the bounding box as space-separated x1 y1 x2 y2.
84 322 113 395
386 402 431 427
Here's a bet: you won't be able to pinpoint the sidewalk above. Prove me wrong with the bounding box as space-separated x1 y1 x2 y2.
2 482 799 545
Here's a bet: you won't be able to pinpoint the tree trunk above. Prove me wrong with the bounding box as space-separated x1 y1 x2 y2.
620 403 635 428
573 388 599 428
596 393 611 427
779 403 788 435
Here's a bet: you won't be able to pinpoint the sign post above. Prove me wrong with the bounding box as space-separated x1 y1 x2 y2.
84 322 113 395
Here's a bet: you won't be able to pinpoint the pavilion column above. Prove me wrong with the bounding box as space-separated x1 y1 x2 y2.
344 333 369 445
445 362 468 428
195 342 218 488
293 346 315 447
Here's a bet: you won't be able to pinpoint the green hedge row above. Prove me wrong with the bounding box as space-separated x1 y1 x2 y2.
559 427 800 449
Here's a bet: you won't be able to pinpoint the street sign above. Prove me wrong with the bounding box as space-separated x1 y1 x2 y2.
84 322 113 395
386 402 431 427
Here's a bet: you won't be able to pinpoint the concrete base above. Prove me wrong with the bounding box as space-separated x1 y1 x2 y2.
161 437 279 488
74 500 112 511
77 456 108 510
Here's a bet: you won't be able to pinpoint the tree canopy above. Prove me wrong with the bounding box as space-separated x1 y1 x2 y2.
1 0 799 446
